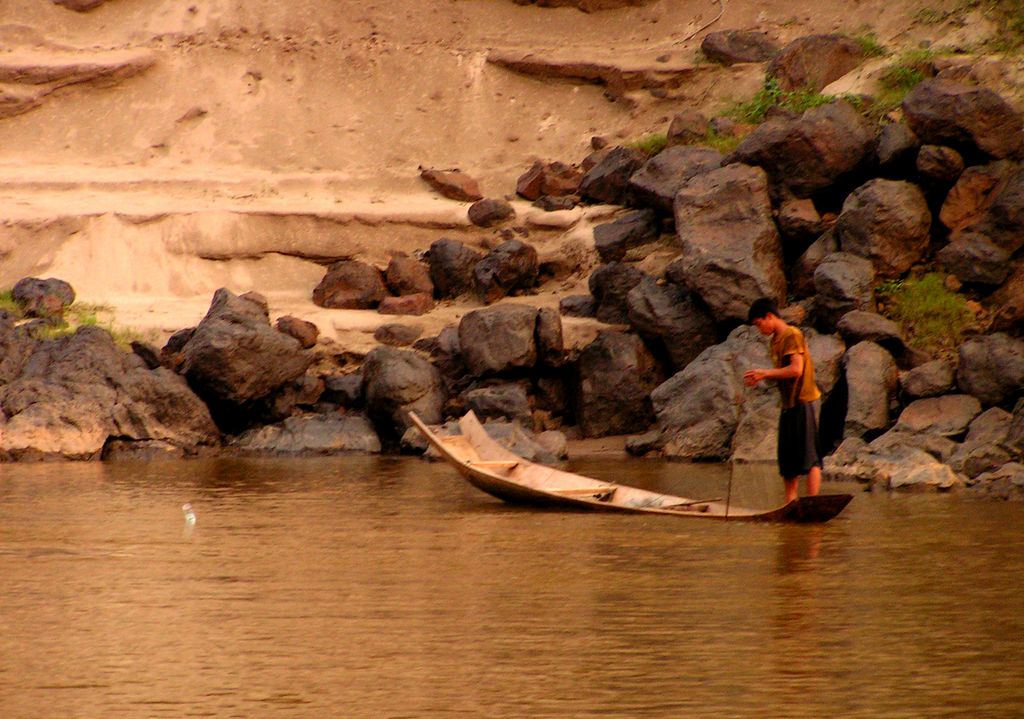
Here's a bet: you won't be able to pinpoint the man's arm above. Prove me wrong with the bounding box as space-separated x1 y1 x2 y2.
743 352 803 386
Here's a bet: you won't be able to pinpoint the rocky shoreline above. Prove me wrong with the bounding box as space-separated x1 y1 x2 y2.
2 28 1023 501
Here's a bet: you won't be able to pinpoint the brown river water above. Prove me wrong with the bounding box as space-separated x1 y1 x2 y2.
1 455 1022 718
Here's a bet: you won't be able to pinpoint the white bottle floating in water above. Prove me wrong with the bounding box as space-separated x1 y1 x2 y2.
182 502 197 527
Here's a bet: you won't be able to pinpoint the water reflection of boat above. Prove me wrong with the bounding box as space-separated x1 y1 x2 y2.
409 411 853 524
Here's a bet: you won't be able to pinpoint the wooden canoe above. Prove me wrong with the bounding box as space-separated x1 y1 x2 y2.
409 411 853 523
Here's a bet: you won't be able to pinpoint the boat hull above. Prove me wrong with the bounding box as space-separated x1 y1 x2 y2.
410 411 852 524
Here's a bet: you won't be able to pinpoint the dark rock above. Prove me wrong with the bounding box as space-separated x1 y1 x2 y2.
254 375 325 424
275 316 319 349
322 373 364 408
516 160 582 200
777 198 826 241
576 330 662 437
373 323 423 347
11 277 75 319
363 345 444 435
990 260 1024 334
378 293 435 316
966 462 1024 500
767 34 865 92
0 325 219 459
900 358 956 399
535 307 564 367
532 194 580 211
902 78 1024 160
725 99 873 199
625 276 717 371
130 341 163 370
938 160 1014 233
102 439 186 461
578 146 646 204
957 334 1024 406
937 232 1012 286
835 178 931 279
916 144 964 184
239 291 269 317
180 289 313 415
427 238 484 299
473 239 539 304
894 394 982 436
811 255 876 331
458 304 538 375
806 329 847 397
836 310 904 350
468 198 516 227
559 294 596 318
419 167 483 201
464 382 532 425
844 340 898 438
385 254 434 296
876 122 920 168
701 29 780 65
791 228 839 298
312 260 387 309
593 209 660 262
588 262 646 324
644 325 766 459
627 145 723 213
665 109 710 146
672 163 785 323
230 413 381 455
964 164 1024 255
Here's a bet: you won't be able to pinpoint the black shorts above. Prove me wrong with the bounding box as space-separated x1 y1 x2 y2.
777 402 822 479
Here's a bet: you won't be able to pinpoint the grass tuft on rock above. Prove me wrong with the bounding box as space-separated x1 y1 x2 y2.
628 132 668 156
876 273 974 353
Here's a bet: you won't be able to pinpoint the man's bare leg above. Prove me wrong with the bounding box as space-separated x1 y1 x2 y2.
807 466 822 496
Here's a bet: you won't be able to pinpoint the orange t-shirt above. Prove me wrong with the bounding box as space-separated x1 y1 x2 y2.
770 325 821 409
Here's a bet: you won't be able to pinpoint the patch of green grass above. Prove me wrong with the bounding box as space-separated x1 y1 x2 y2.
628 132 668 156
728 78 857 124
0 289 153 350
854 31 888 58
700 128 742 154
877 273 974 352
0 289 19 314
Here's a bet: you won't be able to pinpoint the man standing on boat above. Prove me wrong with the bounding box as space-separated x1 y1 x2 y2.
743 298 822 503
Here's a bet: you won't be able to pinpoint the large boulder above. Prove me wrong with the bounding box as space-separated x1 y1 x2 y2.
966 462 1024 500
844 341 898 438
640 325 767 459
427 238 484 299
902 79 1024 160
894 394 982 437
579 146 646 204
312 260 387 309
725 99 873 198
627 145 723 214
948 407 1016 479
468 198 515 227
473 239 539 304
593 209 660 263
230 414 381 455
576 330 662 437
957 334 1024 407
464 382 533 426
826 438 962 492
11 277 75 319
766 34 865 92
812 252 876 329
672 163 786 323
791 228 839 298
937 232 1012 286
960 164 1024 256
515 160 582 200
362 346 444 435
0 325 219 460
419 168 483 202
835 179 931 279
900 358 956 399
385 254 434 297
589 262 646 324
938 161 1014 234
990 260 1024 334
701 29 780 65
180 289 314 423
458 304 539 375
626 276 718 371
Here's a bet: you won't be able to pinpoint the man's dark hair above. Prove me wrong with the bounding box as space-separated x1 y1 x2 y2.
747 297 780 324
